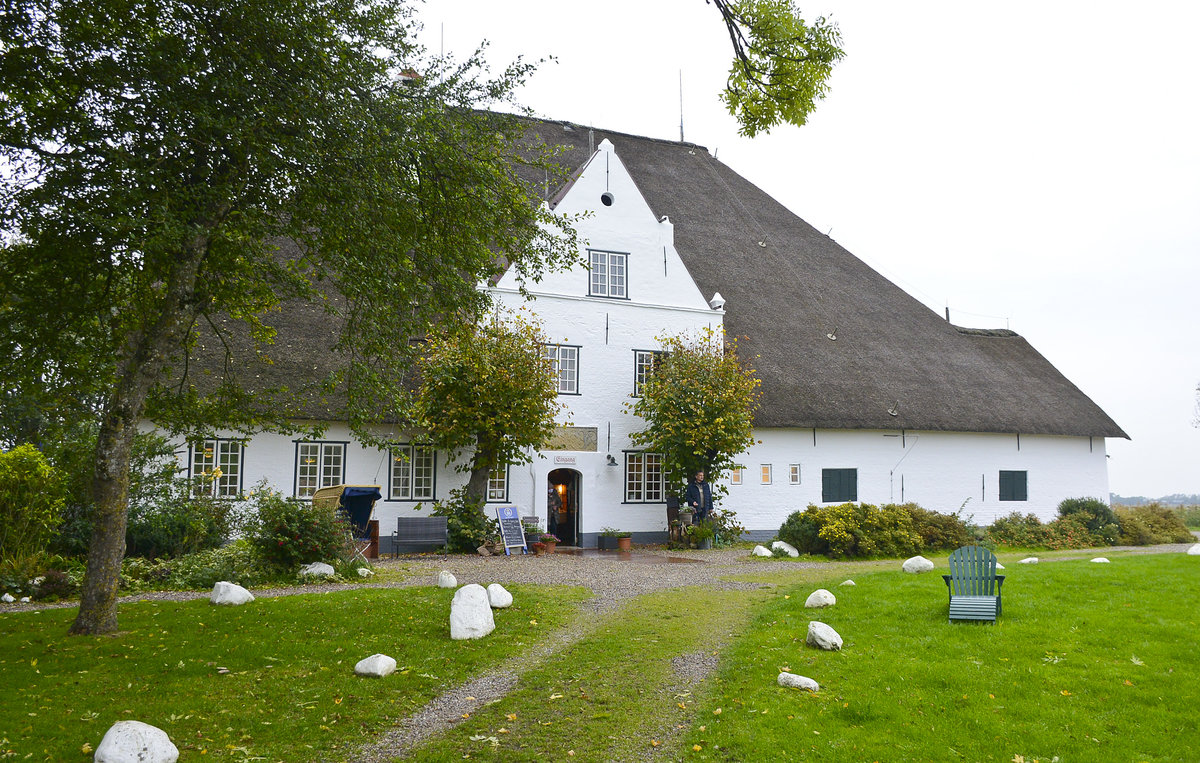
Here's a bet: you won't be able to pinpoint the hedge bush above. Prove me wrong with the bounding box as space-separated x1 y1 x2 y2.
776 502 963 559
248 487 353 568
0 444 67 562
125 484 237 560
1115 504 1194 545
1057 497 1120 544
426 488 496 553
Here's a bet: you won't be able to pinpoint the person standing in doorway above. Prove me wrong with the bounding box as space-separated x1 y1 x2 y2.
686 470 713 522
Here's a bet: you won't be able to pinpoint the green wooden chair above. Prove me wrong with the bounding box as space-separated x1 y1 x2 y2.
942 545 1005 622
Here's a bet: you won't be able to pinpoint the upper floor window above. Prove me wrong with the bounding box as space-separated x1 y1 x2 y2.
624 451 665 503
544 343 580 395
296 441 345 498
588 249 628 299
390 444 435 501
191 439 243 498
821 468 858 503
999 470 1028 501
633 350 666 397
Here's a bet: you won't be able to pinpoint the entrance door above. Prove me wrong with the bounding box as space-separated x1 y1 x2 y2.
547 468 580 546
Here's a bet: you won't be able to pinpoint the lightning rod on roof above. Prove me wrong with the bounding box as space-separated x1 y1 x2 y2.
679 70 685 143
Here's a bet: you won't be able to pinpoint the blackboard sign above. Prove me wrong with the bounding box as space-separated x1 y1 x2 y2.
495 506 527 555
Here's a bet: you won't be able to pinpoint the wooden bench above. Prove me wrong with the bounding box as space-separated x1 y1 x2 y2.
391 516 449 555
942 545 1005 622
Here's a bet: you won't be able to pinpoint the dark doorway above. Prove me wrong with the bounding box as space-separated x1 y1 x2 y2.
547 468 580 546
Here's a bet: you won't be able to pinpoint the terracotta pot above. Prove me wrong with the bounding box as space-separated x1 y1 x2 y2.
617 536 633 552
544 541 557 554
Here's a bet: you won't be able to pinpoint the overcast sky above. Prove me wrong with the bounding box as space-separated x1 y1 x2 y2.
419 0 1200 498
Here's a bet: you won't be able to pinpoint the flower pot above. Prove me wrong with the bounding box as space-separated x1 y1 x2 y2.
679 510 694 526
544 540 557 554
597 536 616 551
696 536 712 550
617 536 633 552
524 533 539 549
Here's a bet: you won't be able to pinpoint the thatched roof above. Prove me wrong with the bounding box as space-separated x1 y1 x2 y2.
516 118 1126 439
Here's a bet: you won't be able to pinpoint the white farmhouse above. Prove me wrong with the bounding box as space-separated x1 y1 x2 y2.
169 119 1126 547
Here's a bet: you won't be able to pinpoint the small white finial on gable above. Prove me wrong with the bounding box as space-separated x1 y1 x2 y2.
659 215 674 247
709 292 726 310
598 138 615 152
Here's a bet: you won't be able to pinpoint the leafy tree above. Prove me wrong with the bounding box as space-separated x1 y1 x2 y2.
0 0 575 634
710 0 845 136
626 326 761 497
412 311 562 505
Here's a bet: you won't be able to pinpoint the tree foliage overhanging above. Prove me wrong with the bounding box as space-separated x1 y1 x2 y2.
0 0 577 634
626 327 761 496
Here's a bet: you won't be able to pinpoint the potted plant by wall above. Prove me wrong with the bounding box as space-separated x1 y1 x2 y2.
598 527 619 551
523 521 542 549
530 540 547 556
616 530 633 552
539 533 560 553
689 522 715 550
678 506 694 526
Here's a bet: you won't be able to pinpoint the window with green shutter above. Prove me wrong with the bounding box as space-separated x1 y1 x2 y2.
999 470 1028 501
821 468 858 502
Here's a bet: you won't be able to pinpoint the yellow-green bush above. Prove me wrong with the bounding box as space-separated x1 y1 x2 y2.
0 444 67 562
1116 504 1194 545
777 501 957 559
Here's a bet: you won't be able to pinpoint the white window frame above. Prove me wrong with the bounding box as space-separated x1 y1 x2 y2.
624 451 665 503
389 444 436 501
789 464 801 485
295 441 345 498
544 343 580 395
760 464 773 484
191 439 243 498
487 467 509 502
588 249 628 299
633 350 666 397
730 468 744 486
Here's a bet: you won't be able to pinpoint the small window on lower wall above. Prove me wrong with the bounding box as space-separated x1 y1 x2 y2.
487 467 509 502
821 468 858 502
999 470 1028 501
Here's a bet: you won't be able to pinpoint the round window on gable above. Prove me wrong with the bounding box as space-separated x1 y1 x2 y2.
600 192 614 207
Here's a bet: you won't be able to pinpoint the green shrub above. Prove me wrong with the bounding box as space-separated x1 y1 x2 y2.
126 485 237 560
777 506 824 555
1043 514 1105 549
426 488 496 553
1171 505 1200 529
161 539 277 590
248 487 353 568
1057 497 1120 544
1115 504 1194 545
775 502 935 559
906 504 970 550
710 507 747 547
985 512 1047 548
0 551 75 599
0 444 68 562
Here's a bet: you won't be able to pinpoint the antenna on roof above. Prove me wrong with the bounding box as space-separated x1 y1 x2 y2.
679 70 685 143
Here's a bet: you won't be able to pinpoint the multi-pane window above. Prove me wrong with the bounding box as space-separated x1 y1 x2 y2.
296 441 345 498
624 452 665 502
390 445 435 501
821 468 858 503
999 470 1028 501
789 464 801 485
487 467 508 502
760 464 773 484
633 350 666 397
544 344 580 394
588 249 628 298
191 439 243 498
730 468 744 486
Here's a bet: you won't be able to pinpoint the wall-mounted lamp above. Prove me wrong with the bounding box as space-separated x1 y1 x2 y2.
606 454 618 467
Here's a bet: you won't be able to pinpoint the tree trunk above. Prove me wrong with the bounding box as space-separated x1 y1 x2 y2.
68 233 211 635
465 461 490 508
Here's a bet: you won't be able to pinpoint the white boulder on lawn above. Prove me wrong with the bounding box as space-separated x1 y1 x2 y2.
777 672 819 692
771 541 799 558
437 570 458 588
209 581 254 606
806 621 843 651
995 562 1005 570
839 579 856 586
752 545 773 557
1187 544 1200 556
804 589 836 608
1091 557 1110 563
450 583 495 640
1019 557 1039 564
94 720 179 763
357 567 375 577
487 583 513 608
1 593 13 602
354 653 397 678
299 562 335 578
902 556 934 574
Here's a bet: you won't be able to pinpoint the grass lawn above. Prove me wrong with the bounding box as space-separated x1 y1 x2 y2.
0 584 588 760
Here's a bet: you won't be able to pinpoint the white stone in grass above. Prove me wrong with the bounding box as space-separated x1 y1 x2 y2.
1 593 13 602
995 563 1005 570
806 621 843 651
777 672 819 692
450 584 495 640
19 597 29 603
354 653 397 678
839 579 856 587
1019 557 1039 564
94 720 179 763
1090 557 1110 563
771 541 800 558
902 556 934 574
487 583 513 608
1187 544 1200 556
804 589 836 608
299 562 336 578
210 581 254 606
437 570 458 588
752 545 773 557
357 567 374 577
